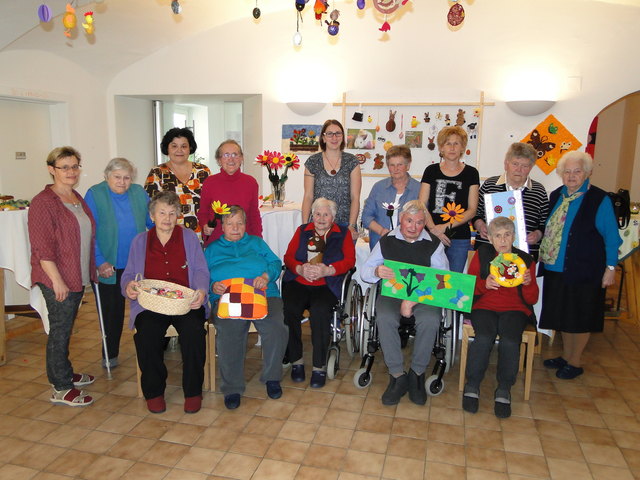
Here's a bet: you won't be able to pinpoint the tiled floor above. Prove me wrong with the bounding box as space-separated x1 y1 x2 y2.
1 295 639 480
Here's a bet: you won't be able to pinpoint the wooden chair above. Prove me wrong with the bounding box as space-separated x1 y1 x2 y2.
458 322 537 401
136 324 211 398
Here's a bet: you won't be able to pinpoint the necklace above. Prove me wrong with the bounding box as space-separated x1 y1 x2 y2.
324 153 340 175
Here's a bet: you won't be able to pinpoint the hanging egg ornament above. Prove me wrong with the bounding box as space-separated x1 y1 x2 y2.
171 0 182 14
293 31 302 46
357 0 365 9
253 7 261 18
296 0 306 11
37 4 52 22
325 9 340 35
447 2 465 26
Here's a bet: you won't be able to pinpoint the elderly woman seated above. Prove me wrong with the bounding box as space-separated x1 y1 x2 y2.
122 191 209 415
282 197 356 388
205 205 288 410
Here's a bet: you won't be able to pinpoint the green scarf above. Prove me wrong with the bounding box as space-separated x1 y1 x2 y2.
539 190 583 264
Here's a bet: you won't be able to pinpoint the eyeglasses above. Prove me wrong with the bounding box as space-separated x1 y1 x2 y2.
221 152 242 159
53 165 81 172
323 132 343 138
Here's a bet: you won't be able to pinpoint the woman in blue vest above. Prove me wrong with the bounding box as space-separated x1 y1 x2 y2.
539 151 621 380
282 198 356 388
85 158 152 369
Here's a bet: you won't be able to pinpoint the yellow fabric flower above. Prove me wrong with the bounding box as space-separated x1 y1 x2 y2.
212 200 230 216
440 202 465 223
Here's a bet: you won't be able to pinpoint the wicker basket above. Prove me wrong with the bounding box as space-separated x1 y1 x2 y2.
134 274 195 316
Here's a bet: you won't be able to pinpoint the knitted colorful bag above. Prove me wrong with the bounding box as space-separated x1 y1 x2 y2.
216 278 268 320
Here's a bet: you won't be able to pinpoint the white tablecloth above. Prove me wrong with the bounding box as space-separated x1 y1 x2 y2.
260 203 302 259
0 210 48 329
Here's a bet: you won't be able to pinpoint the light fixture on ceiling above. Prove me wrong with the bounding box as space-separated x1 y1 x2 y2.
505 100 556 116
286 102 326 116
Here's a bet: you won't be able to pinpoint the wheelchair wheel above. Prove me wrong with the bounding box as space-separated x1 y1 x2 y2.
344 280 362 358
327 348 339 380
425 374 444 396
353 367 373 389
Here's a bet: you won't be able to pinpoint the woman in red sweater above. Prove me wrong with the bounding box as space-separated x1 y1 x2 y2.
463 216 538 418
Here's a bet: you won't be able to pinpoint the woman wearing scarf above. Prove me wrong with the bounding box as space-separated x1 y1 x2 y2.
538 151 621 380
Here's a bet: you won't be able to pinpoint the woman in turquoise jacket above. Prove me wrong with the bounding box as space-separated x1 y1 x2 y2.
205 205 288 410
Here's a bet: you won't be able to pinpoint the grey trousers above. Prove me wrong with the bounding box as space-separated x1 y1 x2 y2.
39 283 84 391
376 295 440 376
213 297 289 396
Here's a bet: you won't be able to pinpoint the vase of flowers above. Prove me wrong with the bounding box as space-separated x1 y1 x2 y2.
256 150 300 207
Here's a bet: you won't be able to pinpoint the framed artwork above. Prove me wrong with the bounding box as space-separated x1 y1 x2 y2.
484 190 528 252
380 259 477 313
281 124 321 154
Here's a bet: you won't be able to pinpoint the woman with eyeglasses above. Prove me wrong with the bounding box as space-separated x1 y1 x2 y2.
144 128 211 242
197 140 263 247
301 119 362 238
28 146 97 407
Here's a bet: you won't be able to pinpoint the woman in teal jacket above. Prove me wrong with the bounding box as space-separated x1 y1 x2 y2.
205 205 288 410
85 158 152 369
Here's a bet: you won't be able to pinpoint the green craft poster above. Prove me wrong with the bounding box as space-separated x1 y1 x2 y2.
380 259 477 313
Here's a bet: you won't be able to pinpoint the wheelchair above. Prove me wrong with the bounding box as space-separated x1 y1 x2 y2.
352 282 455 395
326 268 363 380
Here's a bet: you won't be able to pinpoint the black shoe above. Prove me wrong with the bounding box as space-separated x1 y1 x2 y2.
556 364 584 380
224 393 241 410
381 373 409 406
310 370 327 388
407 369 427 405
291 364 306 382
494 390 511 418
543 356 567 369
462 395 479 413
266 381 282 399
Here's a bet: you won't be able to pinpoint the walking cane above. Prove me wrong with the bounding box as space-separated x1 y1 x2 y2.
93 275 113 380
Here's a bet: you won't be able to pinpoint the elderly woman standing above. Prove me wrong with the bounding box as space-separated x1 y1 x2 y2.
302 120 362 237
206 206 288 410
539 151 621 379
198 140 262 247
145 128 211 241
473 143 549 260
362 145 421 249
85 158 152 369
29 146 96 407
418 126 479 273
122 191 209 414
282 198 356 388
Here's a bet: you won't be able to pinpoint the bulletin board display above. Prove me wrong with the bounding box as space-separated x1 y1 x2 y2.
334 94 493 178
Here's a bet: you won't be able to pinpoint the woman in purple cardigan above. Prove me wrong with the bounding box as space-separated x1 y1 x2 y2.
122 191 210 415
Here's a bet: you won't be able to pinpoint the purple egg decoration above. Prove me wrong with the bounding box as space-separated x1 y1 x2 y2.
38 4 52 23
357 0 365 9
328 24 339 35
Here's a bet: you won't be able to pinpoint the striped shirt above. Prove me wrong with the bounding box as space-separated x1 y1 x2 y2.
473 174 549 258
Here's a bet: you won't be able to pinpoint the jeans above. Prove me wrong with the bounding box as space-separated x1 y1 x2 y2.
445 238 471 273
39 283 84 391
465 309 528 395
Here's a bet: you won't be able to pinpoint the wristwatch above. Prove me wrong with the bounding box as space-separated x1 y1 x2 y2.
606 265 616 271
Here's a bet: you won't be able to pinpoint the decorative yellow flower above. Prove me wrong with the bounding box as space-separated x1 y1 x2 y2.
212 200 230 216
440 202 465 223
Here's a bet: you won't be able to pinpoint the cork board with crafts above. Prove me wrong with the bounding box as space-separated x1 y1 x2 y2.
334 94 493 177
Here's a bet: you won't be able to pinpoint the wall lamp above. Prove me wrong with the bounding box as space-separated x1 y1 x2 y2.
286 102 326 116
505 100 556 116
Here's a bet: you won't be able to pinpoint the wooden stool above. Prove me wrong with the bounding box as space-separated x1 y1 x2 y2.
136 324 211 398
458 323 537 401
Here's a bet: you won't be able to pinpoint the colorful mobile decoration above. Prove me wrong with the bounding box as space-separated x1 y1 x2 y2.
381 260 477 313
326 9 340 35
521 114 582 175
82 11 95 35
38 4 52 22
62 3 77 37
489 253 526 288
171 0 182 14
357 0 366 8
373 0 409 32
447 2 465 27
314 0 329 21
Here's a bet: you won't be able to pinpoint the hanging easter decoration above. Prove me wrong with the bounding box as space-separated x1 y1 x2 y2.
171 0 182 14
447 2 465 26
293 3 304 45
314 0 328 21
82 11 95 34
253 0 261 18
326 9 340 35
296 0 306 11
372 0 408 32
62 3 77 37
37 4 52 22
357 0 365 9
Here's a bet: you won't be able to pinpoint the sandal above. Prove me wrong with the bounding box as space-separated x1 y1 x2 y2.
72 373 95 387
51 388 94 407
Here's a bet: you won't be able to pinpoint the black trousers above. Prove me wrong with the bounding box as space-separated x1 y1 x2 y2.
283 281 338 368
134 307 206 399
93 269 125 361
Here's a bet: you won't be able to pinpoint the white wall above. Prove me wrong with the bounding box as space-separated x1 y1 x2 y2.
114 96 155 184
